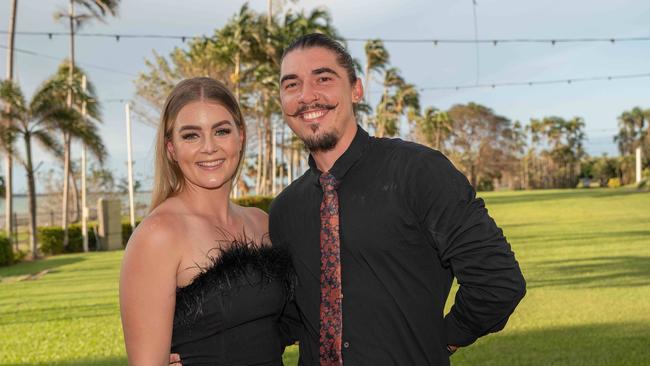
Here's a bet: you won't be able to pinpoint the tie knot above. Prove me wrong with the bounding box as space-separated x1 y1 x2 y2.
319 172 339 192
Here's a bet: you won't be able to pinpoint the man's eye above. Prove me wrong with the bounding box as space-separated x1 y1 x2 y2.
284 82 297 90
215 128 232 136
181 133 199 141
318 76 332 82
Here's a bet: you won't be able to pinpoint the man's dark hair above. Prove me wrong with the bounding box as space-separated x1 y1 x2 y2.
282 33 358 85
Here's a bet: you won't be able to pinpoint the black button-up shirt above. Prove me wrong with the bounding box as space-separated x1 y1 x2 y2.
270 126 526 366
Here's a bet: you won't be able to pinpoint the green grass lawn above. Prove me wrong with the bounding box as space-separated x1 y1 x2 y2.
1 188 648 365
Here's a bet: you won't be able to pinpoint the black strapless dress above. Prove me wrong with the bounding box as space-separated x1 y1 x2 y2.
171 242 294 366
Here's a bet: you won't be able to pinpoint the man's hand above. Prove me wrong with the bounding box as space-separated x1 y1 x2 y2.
447 345 459 355
169 353 182 365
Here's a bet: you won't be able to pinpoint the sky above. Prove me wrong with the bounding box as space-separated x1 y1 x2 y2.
1 0 649 193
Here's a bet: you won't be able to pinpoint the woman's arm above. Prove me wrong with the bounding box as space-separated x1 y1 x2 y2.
120 216 180 366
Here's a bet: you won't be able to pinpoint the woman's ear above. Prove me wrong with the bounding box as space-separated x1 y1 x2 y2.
166 138 176 162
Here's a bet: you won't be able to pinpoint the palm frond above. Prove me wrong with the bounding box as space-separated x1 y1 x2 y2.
33 129 64 160
0 80 28 116
71 118 107 163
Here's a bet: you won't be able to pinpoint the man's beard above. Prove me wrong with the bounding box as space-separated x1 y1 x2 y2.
303 129 340 152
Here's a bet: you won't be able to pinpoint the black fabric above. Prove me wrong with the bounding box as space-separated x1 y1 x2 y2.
171 242 294 366
270 126 526 366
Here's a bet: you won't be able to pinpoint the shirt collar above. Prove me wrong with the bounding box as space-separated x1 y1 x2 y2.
308 125 371 187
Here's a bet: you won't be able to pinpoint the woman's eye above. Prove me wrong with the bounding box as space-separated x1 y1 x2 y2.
181 133 199 141
215 128 232 136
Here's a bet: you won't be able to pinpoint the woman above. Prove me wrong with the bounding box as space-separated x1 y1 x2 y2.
120 77 293 365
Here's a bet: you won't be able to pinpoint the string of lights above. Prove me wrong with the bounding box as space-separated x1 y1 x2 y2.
418 72 650 91
3 44 649 95
0 44 137 77
3 30 650 46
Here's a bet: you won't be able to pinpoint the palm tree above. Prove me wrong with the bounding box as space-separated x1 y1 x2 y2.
0 80 74 259
54 0 118 247
615 107 649 156
44 63 106 233
375 67 420 138
3 0 18 244
216 4 255 102
363 39 389 129
416 107 452 150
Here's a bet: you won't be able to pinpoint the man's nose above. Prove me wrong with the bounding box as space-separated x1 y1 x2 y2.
298 82 318 104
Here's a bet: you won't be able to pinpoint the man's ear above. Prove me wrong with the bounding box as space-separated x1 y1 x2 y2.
352 78 364 103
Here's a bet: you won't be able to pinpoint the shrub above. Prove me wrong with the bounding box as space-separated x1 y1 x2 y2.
234 196 274 213
638 178 649 190
0 235 12 266
39 224 97 255
122 220 142 247
607 177 621 188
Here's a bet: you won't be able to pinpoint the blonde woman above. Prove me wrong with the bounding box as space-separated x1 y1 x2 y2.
120 77 293 365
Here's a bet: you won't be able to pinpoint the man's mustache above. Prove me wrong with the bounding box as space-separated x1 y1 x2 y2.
286 103 339 118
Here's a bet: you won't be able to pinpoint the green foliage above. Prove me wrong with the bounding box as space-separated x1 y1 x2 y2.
581 155 620 187
38 224 97 255
446 103 519 189
0 236 12 266
477 176 496 192
234 195 274 213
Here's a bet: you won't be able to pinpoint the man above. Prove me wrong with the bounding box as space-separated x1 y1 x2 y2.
269 33 526 365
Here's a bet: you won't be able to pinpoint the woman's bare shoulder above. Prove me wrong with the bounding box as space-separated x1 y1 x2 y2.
233 204 269 244
127 198 188 253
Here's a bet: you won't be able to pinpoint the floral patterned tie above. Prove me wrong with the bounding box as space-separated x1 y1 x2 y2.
319 172 343 366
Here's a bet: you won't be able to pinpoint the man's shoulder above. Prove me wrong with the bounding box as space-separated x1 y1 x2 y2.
372 136 450 167
270 171 312 212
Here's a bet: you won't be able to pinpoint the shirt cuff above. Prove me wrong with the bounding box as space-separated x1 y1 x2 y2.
444 312 478 347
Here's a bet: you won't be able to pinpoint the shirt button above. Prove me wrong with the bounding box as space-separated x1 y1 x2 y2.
343 341 350 349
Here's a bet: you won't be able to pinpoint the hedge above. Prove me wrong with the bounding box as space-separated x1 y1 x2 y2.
122 220 142 247
234 195 274 213
0 235 12 266
38 224 98 255
34 196 273 254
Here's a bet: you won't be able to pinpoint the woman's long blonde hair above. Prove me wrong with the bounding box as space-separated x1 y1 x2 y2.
150 77 247 212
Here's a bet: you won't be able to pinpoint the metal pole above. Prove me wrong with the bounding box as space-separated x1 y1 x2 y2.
636 147 642 184
81 75 88 252
125 103 135 229
5 0 18 246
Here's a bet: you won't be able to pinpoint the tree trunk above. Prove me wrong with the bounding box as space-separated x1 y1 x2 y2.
262 116 271 194
24 133 38 259
262 92 272 195
470 164 477 189
234 51 240 102
256 120 263 195
61 132 71 246
70 165 80 222
4 0 18 246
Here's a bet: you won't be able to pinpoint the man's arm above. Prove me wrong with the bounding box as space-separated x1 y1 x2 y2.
406 149 526 347
269 198 303 348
